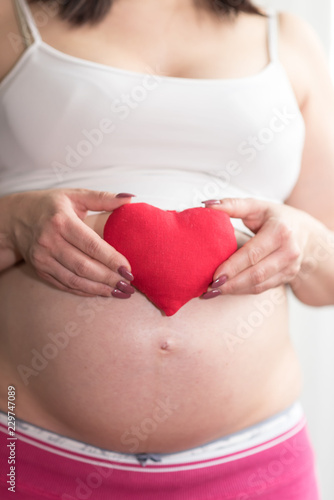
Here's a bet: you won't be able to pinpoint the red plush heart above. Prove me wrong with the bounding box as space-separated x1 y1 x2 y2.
103 203 237 316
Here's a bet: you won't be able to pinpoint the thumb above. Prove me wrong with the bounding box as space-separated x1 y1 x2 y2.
217 198 266 218
205 198 269 232
71 190 136 214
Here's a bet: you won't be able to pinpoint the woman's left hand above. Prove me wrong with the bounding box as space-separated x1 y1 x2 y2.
204 198 312 297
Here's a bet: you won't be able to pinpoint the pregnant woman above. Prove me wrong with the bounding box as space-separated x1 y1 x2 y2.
0 0 333 498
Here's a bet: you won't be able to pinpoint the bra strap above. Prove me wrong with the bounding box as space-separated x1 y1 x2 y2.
13 0 33 48
15 0 42 45
267 9 279 62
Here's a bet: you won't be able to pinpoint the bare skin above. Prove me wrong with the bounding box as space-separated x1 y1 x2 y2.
0 0 333 453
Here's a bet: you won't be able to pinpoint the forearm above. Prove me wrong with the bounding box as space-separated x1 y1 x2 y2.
290 217 334 306
0 193 23 271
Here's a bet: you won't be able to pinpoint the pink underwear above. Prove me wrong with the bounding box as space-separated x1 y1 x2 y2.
0 403 320 499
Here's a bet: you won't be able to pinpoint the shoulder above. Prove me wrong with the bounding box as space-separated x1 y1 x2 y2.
0 0 27 83
278 11 325 58
0 1 18 39
277 11 330 108
0 0 12 17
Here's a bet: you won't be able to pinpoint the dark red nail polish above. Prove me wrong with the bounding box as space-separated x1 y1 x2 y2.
202 289 222 300
211 275 228 288
117 280 135 294
118 266 134 281
112 289 132 299
201 200 221 205
116 193 136 198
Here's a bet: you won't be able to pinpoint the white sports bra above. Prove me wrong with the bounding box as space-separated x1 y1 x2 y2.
0 0 305 233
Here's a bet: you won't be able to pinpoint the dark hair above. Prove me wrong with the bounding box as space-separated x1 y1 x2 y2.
28 0 263 26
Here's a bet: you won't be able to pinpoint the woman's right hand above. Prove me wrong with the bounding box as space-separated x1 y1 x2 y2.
5 188 136 298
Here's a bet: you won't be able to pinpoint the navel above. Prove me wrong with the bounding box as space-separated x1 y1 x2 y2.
160 341 170 351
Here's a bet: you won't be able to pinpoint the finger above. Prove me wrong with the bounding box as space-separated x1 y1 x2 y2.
214 251 289 295
61 217 132 275
40 257 134 298
41 260 115 297
203 198 270 232
234 229 252 249
54 238 126 288
41 269 133 299
39 277 98 298
56 248 136 295
71 190 135 216
212 222 283 283
37 262 113 297
240 265 301 296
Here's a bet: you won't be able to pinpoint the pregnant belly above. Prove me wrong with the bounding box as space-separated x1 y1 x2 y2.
0 263 302 453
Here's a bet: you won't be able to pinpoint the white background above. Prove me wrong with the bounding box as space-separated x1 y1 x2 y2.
256 1 334 499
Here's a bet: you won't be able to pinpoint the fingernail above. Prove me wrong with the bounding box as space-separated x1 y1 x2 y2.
112 289 132 299
116 193 136 198
116 280 135 294
201 200 221 205
202 289 222 300
118 266 134 281
211 275 228 288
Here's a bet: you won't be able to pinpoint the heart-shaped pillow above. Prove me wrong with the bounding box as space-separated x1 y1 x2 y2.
103 203 237 316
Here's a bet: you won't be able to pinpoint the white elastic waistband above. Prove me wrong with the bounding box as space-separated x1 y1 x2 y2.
0 402 304 467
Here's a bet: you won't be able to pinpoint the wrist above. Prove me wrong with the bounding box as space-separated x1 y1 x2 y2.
300 214 328 264
292 213 333 287
0 192 26 252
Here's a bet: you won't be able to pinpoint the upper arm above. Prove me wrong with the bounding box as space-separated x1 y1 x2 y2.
279 12 334 230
